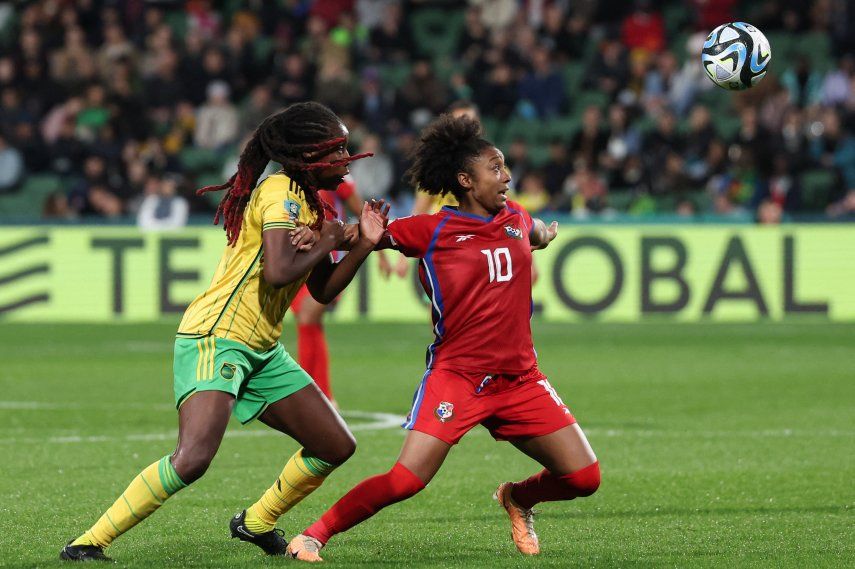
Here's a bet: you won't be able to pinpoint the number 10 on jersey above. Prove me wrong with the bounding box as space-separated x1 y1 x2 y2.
481 247 513 282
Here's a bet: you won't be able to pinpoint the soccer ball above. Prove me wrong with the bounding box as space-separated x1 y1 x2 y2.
701 22 771 90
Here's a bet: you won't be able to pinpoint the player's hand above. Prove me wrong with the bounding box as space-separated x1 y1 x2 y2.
320 219 346 246
533 220 559 250
394 253 409 278
359 199 391 246
289 223 319 251
378 251 393 279
342 223 360 246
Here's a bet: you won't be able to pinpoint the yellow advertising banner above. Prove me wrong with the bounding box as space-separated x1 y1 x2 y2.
0 225 852 322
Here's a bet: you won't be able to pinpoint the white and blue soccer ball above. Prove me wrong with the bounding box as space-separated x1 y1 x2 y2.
701 22 771 91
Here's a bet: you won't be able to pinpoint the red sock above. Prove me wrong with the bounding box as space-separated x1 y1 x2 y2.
510 461 600 510
297 323 332 399
304 462 425 545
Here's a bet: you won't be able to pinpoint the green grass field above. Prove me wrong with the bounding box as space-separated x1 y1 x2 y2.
1 322 853 568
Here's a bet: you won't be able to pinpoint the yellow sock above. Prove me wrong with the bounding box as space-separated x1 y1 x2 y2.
72 455 187 548
243 448 336 533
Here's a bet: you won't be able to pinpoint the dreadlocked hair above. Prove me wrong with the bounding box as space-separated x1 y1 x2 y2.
197 101 372 245
405 114 494 202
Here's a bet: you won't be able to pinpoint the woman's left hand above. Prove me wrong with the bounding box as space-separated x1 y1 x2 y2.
359 199 391 246
290 223 319 251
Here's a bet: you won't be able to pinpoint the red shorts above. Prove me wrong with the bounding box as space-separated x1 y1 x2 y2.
291 285 312 314
403 366 576 445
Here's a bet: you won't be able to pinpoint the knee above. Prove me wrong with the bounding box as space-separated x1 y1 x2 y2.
314 433 356 466
567 461 600 497
171 446 216 484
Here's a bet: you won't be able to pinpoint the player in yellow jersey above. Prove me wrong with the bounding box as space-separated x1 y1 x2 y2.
61 102 389 562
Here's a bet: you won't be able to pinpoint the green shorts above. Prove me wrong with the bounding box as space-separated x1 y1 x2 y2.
173 336 313 424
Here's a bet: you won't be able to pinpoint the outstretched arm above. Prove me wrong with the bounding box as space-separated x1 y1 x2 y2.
529 218 559 250
307 201 390 303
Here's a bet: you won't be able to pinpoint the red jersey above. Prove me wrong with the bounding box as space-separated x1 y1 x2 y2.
386 201 536 376
320 176 357 261
319 176 356 221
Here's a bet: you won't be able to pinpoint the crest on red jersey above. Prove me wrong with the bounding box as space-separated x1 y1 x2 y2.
435 401 454 422
504 225 523 239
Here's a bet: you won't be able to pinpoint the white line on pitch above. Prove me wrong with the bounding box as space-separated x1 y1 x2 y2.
0 409 404 445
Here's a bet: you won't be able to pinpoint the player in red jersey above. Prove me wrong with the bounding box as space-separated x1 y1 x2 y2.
290 176 363 404
286 115 600 561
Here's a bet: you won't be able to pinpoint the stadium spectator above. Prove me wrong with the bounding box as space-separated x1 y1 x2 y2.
827 189 855 219
752 154 801 212
356 0 397 31
811 108 855 190
518 46 566 118
49 25 96 88
540 5 587 61
41 191 76 220
97 22 136 81
602 103 642 186
516 170 550 214
395 58 449 123
314 48 361 116
583 36 629 101
621 0 666 55
0 134 24 194
458 6 489 67
367 2 412 63
543 138 574 203
570 105 609 170
683 105 717 180
643 110 685 193
239 84 278 138
505 138 533 183
275 52 314 107
470 0 518 33
348 134 393 201
756 198 784 224
820 54 854 107
474 62 518 120
143 47 184 111
193 80 239 151
137 173 190 231
781 55 824 108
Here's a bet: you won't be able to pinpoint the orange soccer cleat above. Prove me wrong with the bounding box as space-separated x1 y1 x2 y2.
494 482 540 555
286 534 325 562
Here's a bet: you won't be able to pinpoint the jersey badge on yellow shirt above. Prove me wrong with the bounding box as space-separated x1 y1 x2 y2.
285 200 301 221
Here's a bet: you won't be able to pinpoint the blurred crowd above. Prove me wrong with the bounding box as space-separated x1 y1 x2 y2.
0 0 853 226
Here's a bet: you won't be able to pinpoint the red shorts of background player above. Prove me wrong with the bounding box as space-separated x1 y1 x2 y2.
403 366 576 445
291 285 312 314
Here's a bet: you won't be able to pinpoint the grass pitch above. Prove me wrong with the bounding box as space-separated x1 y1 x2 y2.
0 321 852 568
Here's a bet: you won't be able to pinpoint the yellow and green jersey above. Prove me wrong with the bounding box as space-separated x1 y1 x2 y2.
178 173 318 352
417 189 458 213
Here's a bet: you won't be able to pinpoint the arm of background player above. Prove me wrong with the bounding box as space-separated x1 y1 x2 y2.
529 218 559 250
334 196 388 250
307 201 389 303
262 220 345 287
344 191 363 218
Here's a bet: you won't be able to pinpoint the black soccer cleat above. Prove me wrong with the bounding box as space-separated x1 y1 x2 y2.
59 541 111 562
229 510 288 555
